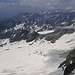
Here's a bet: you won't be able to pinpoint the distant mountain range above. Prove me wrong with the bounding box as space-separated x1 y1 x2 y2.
0 12 75 31
0 11 75 43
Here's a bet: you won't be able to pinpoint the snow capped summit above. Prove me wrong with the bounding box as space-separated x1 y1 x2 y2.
14 23 25 30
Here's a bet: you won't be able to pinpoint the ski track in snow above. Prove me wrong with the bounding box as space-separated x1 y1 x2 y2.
0 32 75 75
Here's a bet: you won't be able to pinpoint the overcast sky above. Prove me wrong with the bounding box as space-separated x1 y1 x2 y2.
0 0 75 19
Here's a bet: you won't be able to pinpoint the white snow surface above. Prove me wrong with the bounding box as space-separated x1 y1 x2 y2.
56 25 75 29
14 23 25 30
38 30 54 34
0 32 75 75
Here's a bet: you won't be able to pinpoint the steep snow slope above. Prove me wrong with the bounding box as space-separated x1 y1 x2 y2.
0 31 75 75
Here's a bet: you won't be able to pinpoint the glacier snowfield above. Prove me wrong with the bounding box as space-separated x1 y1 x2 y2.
0 31 75 75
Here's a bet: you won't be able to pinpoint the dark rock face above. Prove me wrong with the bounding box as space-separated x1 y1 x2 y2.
0 28 75 43
39 29 75 43
58 49 75 75
0 30 12 39
0 20 16 32
63 62 75 75
0 28 39 43
9 29 39 43
26 31 39 42
10 29 29 42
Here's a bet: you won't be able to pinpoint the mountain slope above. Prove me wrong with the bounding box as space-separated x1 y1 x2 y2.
0 11 75 75
0 30 75 75
0 12 75 31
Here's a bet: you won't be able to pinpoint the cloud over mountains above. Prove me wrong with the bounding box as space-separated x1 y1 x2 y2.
0 0 75 19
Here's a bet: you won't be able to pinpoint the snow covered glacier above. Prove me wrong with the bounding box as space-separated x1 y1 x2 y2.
0 30 75 75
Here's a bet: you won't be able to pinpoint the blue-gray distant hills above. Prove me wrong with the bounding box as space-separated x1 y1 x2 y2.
0 12 75 31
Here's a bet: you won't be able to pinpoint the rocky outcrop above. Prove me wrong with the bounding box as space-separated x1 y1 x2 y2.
9 29 39 43
39 29 75 43
10 29 29 42
26 31 39 42
0 28 75 43
58 48 75 75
